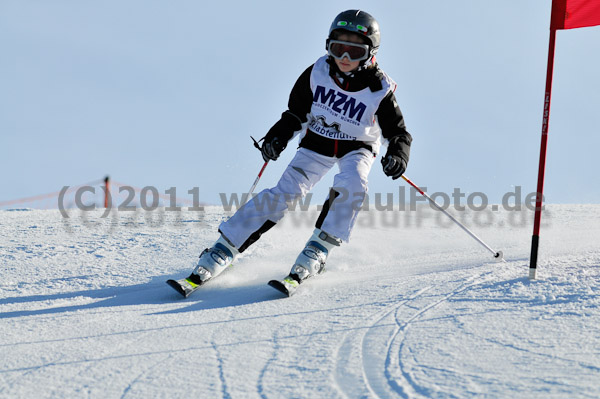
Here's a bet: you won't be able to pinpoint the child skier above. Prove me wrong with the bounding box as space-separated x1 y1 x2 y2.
169 9 412 296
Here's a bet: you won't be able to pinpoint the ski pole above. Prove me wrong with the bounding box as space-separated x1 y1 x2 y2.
242 136 270 206
244 160 269 206
401 175 504 262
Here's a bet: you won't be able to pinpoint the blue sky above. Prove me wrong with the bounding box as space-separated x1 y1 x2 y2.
1 0 599 207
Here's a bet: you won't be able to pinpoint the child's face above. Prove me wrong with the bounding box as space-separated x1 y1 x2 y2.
333 32 366 73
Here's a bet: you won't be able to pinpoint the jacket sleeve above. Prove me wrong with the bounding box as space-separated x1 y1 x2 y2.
376 91 412 164
263 65 314 144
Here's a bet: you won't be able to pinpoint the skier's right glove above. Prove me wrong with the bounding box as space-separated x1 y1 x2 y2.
260 111 302 162
261 136 286 162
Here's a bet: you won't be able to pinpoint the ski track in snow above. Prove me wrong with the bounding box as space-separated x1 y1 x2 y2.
1 205 600 398
333 264 497 399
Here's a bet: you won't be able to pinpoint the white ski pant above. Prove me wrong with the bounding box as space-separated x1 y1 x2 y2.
219 147 375 250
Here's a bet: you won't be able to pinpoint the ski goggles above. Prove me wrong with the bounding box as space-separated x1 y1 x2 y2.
327 40 370 62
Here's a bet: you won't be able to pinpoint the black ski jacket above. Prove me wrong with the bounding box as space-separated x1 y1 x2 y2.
264 58 412 163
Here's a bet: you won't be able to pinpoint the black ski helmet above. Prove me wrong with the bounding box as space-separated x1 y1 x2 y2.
327 10 380 58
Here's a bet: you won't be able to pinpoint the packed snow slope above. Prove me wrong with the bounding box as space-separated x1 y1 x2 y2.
1 204 599 399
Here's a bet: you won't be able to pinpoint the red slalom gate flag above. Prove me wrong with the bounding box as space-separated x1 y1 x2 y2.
551 0 600 29
530 0 600 279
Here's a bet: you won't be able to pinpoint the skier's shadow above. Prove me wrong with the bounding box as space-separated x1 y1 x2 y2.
0 274 281 319
153 283 282 315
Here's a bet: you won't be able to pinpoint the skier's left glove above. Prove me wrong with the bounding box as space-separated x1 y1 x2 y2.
381 136 410 180
381 155 407 180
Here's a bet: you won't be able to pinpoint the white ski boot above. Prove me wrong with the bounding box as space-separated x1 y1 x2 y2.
289 229 341 283
190 236 239 285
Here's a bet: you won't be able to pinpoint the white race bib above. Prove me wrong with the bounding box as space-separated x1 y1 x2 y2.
308 55 396 153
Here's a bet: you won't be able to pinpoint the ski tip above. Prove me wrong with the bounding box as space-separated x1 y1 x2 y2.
268 279 292 297
166 279 190 298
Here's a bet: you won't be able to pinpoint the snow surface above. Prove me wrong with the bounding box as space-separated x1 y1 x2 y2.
1 205 599 398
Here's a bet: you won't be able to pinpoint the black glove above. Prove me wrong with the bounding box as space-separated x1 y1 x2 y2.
381 154 407 180
260 111 300 161
261 136 286 162
381 135 410 180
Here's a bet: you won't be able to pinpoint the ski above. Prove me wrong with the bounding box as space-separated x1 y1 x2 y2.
166 275 205 298
268 275 301 297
